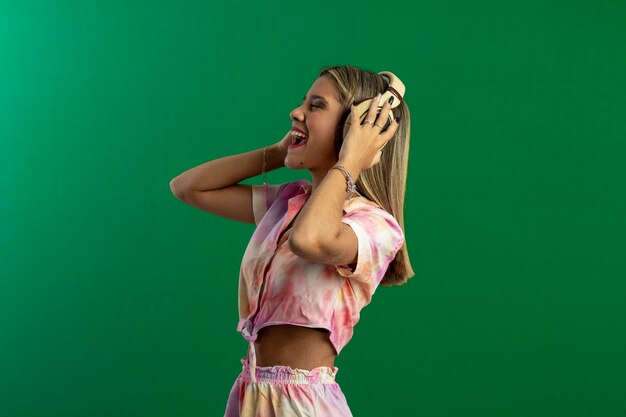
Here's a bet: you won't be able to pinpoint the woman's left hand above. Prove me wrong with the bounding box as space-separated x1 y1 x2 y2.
337 94 399 172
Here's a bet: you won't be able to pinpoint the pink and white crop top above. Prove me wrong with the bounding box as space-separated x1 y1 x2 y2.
236 179 404 382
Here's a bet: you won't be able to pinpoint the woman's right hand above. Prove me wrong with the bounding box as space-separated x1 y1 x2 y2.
274 130 292 158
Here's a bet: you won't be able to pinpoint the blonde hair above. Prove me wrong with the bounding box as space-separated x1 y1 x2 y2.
317 64 415 286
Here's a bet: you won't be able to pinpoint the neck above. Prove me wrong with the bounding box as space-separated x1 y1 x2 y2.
309 159 339 193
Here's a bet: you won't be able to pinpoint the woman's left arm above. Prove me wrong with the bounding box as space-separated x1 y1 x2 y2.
288 159 362 265
289 95 399 265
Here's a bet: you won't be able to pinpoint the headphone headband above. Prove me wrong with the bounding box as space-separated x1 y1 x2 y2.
377 71 405 109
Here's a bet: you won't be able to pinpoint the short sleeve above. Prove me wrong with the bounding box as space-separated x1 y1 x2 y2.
251 183 286 225
334 206 405 286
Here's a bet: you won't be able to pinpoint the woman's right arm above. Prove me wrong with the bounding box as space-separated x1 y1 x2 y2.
169 132 290 224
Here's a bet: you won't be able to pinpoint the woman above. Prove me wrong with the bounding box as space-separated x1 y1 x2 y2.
170 65 414 416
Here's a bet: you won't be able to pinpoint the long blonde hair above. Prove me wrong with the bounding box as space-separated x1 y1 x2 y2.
317 65 415 286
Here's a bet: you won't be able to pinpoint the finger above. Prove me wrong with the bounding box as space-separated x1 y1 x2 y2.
375 98 393 131
385 119 400 140
364 93 382 126
350 103 361 126
387 117 399 135
379 118 399 143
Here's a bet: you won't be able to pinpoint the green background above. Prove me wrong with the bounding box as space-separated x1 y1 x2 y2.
2 0 625 416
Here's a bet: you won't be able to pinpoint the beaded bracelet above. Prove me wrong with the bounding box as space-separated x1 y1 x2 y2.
330 165 356 201
262 146 268 192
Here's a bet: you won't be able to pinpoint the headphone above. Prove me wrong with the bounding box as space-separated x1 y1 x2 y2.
342 71 406 139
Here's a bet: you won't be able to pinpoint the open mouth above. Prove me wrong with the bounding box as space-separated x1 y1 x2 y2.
290 131 308 147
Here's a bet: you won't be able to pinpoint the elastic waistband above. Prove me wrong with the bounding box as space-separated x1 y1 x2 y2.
239 357 339 384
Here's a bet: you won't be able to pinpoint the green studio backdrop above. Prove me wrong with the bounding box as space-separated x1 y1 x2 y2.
1 1 625 416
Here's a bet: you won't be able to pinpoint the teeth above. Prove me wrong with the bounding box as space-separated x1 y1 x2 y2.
291 130 308 144
291 130 308 138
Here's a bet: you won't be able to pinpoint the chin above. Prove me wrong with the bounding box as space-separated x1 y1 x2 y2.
284 157 306 170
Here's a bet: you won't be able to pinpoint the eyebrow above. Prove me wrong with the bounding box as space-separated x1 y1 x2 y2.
302 94 328 104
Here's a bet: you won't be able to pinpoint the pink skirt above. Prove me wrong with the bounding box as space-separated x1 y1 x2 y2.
224 357 354 416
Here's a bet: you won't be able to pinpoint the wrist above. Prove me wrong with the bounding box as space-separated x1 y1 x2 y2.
331 160 362 200
335 159 362 180
265 144 286 169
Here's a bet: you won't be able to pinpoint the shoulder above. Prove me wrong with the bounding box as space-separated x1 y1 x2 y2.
344 195 396 220
333 196 404 285
252 179 311 202
342 196 404 246
251 179 312 224
282 179 312 196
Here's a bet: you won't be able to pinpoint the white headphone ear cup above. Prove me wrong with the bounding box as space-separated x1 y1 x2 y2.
343 99 375 138
379 91 400 109
378 71 406 107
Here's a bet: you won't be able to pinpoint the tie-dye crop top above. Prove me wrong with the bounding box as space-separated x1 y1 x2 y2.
236 179 405 361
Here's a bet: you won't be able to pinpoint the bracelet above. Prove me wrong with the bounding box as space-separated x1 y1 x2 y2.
262 146 268 191
330 165 357 200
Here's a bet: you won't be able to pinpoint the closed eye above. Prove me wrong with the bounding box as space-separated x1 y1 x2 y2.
300 99 325 110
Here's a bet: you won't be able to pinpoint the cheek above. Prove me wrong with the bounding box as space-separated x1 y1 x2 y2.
308 116 342 152
319 121 340 140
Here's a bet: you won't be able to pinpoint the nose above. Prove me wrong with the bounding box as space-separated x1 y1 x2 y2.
290 104 305 122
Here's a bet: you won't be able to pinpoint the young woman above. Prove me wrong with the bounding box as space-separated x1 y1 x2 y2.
170 65 414 416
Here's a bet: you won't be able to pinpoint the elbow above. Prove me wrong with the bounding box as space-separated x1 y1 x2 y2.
288 232 327 261
287 232 309 257
287 232 319 258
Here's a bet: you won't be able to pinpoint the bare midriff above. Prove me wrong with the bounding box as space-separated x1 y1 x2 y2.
252 324 337 370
